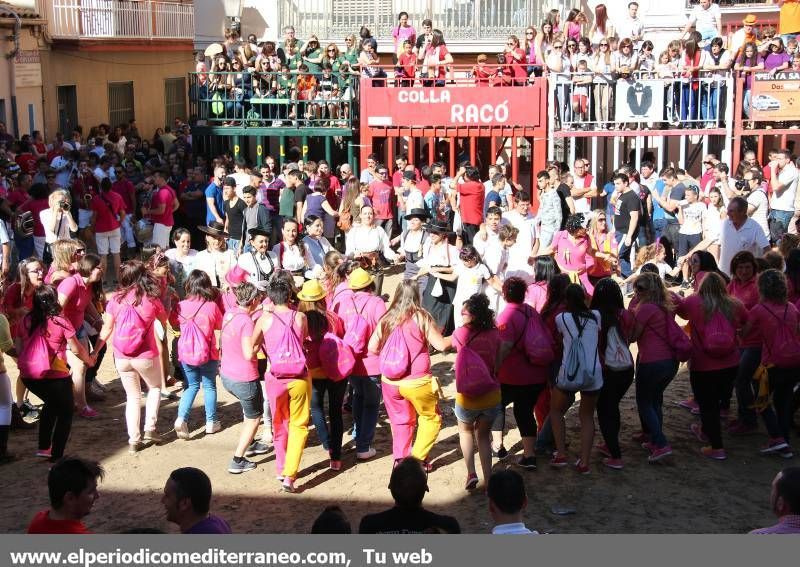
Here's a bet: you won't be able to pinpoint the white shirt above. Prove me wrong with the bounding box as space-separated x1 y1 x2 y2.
502 211 537 275
616 16 644 46
572 174 595 214
273 242 307 272
704 205 724 241
40 209 72 244
303 236 334 279
237 249 278 285
195 248 237 288
417 241 459 269
50 156 75 189
770 164 799 212
700 49 731 81
473 227 500 258
345 224 398 260
492 522 538 535
231 171 251 199
747 188 769 238
719 218 769 276
405 188 425 211
689 3 721 39
679 201 706 235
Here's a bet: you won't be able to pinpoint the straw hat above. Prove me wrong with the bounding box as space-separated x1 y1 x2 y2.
225 264 248 288
348 267 375 290
742 15 757 25
297 279 326 302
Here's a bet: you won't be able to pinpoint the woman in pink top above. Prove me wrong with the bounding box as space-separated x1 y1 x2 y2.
727 251 762 435
57 253 104 419
369 280 449 468
542 214 597 294
628 273 679 462
391 11 416 63
172 270 223 440
19 286 95 462
493 278 551 470
451 293 502 491
96 261 167 453
590 278 635 469
525 256 559 312
251 277 310 493
219 282 265 475
298 279 346 471
742 270 800 457
676 273 747 460
345 266 386 460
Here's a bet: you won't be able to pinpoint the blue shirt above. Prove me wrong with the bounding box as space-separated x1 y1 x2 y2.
205 181 225 225
484 190 501 216
651 179 666 222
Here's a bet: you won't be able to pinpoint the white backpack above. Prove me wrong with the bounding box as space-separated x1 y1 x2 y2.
556 313 601 392
604 325 634 371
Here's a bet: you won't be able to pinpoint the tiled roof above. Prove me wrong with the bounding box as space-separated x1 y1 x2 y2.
0 1 40 19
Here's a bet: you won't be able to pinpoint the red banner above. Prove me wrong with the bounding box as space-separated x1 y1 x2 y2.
361 84 545 128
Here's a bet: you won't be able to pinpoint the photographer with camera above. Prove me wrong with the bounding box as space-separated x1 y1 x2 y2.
40 190 78 260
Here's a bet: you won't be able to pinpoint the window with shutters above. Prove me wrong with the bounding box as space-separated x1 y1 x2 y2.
108 82 135 127
165 78 187 127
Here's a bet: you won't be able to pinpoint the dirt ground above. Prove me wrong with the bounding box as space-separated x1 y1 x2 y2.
1 270 794 534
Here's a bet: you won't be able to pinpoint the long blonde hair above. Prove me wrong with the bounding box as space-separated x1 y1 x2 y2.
51 238 83 272
377 280 433 349
633 272 672 311
699 272 737 321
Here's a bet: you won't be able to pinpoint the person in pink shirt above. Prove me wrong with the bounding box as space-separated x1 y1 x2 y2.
57 254 104 419
367 167 394 237
676 273 747 460
297 279 346 471
219 282 266 475
19 286 95 462
142 169 177 249
590 278 635 469
369 280 449 469
90 178 126 286
96 260 167 453
172 270 223 440
742 269 800 457
451 293 502 491
727 251 762 436
541 214 597 294
346 267 387 461
251 277 310 493
493 278 551 470
628 272 679 462
525 256 559 313
391 11 416 63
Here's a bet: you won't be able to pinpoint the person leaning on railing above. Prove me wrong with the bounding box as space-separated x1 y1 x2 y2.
699 37 732 128
591 38 615 129
734 41 764 128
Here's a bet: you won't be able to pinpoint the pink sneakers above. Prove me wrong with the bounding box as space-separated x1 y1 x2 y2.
602 457 624 470
700 446 727 460
647 444 673 462
550 452 569 468
79 406 99 419
690 423 709 444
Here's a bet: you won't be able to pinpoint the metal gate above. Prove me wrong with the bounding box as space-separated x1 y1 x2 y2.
57 85 78 135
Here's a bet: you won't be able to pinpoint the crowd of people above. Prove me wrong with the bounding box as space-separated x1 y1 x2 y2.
191 1 800 130
25 456 800 534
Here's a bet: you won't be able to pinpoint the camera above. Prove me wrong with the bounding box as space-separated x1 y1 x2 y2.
59 200 71 211
735 179 747 190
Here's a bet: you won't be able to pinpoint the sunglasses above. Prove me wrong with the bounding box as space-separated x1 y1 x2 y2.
567 43 577 48
553 45 563 49
526 32 534 35
600 43 609 47
327 48 336 52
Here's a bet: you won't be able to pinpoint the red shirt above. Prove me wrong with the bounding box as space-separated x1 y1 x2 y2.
27 510 90 534
368 180 394 220
19 198 49 237
457 180 485 225
112 179 136 213
15 153 37 175
6 188 29 210
506 47 527 79
91 190 125 232
150 184 176 226
398 52 416 77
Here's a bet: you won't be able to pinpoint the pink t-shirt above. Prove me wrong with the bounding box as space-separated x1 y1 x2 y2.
329 283 354 316
749 301 800 366
22 315 75 379
261 309 308 380
551 230 594 274
452 326 501 381
91 190 125 232
385 317 431 380
368 180 394 220
57 273 91 331
496 303 549 385
729 278 760 347
175 298 223 361
632 303 676 364
676 295 746 371
524 280 548 313
352 292 387 377
150 185 176 226
106 290 165 359
306 311 344 371
220 308 258 382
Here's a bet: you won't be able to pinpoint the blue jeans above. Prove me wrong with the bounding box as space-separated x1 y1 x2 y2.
635 358 678 448
349 375 382 453
769 210 794 244
310 378 348 459
700 84 724 122
680 83 698 122
227 238 241 255
178 360 219 423
615 230 635 278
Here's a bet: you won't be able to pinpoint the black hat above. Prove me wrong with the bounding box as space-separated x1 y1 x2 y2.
404 208 430 221
248 227 270 239
198 221 229 238
402 170 416 181
424 220 453 234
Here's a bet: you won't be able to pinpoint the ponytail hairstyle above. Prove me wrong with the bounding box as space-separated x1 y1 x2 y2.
461 293 495 332
541 273 571 320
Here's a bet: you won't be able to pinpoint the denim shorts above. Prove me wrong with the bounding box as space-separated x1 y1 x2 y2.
221 375 263 419
454 402 502 424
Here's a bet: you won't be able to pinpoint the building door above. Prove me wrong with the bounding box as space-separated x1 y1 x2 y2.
164 78 187 127
57 85 78 135
108 82 135 127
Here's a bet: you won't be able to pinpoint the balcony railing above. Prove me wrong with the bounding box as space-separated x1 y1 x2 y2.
685 0 773 8
46 0 194 40
278 0 556 43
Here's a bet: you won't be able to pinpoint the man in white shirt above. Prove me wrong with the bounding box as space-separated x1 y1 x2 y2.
51 151 77 190
571 159 596 215
93 156 115 183
684 0 722 43
488 470 538 535
743 169 770 238
360 153 378 184
501 191 538 276
616 2 645 48
769 148 800 237
230 158 251 199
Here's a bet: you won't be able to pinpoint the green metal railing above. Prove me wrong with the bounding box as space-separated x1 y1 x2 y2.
188 71 358 130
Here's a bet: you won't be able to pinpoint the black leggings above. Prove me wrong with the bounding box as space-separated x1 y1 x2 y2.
690 366 738 450
597 367 635 459
85 334 107 386
22 377 74 460
491 383 544 438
